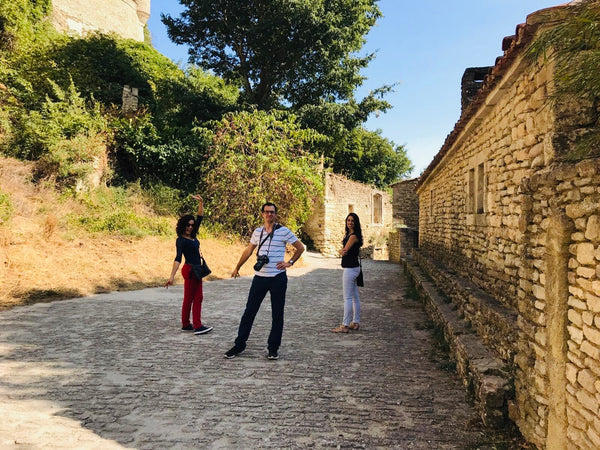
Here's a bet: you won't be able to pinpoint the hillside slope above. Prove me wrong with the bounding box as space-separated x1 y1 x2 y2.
0 157 256 310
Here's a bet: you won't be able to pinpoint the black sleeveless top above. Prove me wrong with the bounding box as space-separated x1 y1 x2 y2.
174 215 203 265
341 233 361 268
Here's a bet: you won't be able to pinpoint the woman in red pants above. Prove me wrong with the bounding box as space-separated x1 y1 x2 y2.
165 195 213 335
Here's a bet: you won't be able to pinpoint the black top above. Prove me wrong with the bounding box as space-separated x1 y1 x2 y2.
174 215 203 265
341 233 361 268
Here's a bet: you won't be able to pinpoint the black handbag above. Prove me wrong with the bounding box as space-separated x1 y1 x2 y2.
356 257 364 287
191 256 211 280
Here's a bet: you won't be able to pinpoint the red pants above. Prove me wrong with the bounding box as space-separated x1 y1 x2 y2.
181 264 203 328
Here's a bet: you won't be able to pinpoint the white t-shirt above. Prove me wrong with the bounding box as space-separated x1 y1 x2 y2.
250 224 298 277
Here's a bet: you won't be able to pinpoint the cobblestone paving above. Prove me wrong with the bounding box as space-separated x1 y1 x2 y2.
0 254 508 449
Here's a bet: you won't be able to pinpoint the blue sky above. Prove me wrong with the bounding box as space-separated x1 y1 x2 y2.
148 0 564 177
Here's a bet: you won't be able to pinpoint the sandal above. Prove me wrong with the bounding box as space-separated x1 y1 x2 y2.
349 322 360 331
331 324 349 333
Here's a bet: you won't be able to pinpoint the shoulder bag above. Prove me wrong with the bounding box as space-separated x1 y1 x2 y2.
356 256 364 287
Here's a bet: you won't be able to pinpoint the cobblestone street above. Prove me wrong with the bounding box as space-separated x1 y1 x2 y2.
0 254 510 448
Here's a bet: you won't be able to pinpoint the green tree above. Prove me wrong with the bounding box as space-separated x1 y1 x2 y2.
201 110 324 236
336 127 412 187
294 92 413 187
162 0 382 109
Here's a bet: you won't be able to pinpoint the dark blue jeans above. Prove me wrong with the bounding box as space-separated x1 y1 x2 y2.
234 272 287 352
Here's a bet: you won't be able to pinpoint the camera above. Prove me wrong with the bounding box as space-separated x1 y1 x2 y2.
253 254 270 271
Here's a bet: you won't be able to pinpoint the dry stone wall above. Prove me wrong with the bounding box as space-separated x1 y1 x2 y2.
518 159 600 449
418 59 553 311
50 0 150 42
415 5 600 448
391 178 419 229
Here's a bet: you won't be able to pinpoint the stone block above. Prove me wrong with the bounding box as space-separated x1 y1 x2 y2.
577 243 596 265
588 424 600 448
568 309 583 327
568 325 584 345
585 215 600 242
583 325 600 347
577 369 597 393
532 284 545 300
567 404 588 430
576 266 596 279
575 388 599 415
578 277 593 292
566 363 578 384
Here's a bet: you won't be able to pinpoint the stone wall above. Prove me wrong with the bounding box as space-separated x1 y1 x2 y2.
516 159 600 449
391 178 419 229
50 0 150 42
415 4 600 448
303 173 393 258
417 54 554 311
388 228 418 263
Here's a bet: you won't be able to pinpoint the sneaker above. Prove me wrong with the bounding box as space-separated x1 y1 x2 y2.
194 325 213 335
224 345 244 359
181 324 194 331
266 350 279 360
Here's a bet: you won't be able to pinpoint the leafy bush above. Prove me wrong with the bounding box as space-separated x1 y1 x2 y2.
0 189 12 224
0 0 52 52
6 80 108 188
9 80 106 159
76 210 171 237
11 33 238 127
34 133 107 189
145 183 186 216
71 185 172 237
201 110 324 236
109 110 212 191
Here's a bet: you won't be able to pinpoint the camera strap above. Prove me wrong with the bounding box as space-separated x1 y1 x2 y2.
256 224 278 256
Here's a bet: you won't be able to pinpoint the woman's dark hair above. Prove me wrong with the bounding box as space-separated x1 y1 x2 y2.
345 213 363 246
176 214 196 238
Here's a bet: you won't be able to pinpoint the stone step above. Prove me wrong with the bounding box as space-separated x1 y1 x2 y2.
403 259 513 428
413 251 518 364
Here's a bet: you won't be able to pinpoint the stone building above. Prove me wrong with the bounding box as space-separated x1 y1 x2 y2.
388 178 419 262
407 2 600 448
303 172 392 259
50 0 150 42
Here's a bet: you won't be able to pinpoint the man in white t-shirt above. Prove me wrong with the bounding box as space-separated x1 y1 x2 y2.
225 202 304 360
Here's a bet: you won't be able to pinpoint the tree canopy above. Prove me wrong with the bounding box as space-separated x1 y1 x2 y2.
163 0 412 187
162 0 381 109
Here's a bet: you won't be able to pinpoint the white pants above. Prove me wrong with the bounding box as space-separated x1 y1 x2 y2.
342 266 361 326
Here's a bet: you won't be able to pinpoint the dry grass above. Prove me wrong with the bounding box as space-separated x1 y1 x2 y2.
0 157 261 311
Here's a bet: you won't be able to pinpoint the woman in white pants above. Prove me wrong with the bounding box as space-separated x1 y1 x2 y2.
332 213 363 333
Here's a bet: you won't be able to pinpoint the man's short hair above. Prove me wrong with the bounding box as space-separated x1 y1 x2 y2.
261 202 277 213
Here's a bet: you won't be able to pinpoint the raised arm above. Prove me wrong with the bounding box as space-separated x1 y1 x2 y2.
191 194 204 216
